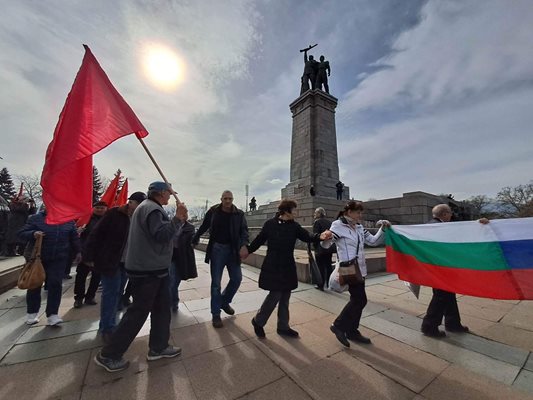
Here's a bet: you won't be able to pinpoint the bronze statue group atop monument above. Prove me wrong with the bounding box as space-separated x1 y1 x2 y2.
300 44 331 94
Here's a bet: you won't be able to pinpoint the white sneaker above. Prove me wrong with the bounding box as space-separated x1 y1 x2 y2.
47 314 63 326
26 313 39 325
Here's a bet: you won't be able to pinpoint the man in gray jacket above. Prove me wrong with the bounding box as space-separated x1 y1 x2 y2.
94 181 188 372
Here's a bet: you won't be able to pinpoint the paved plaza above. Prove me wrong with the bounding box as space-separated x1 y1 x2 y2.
0 251 532 400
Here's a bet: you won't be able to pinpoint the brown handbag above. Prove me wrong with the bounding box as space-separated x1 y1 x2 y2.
338 232 363 285
18 235 46 290
338 259 363 285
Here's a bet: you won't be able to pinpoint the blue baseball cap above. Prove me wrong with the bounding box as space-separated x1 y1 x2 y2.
148 181 173 192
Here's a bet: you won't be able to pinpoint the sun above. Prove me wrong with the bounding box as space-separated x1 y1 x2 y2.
142 44 184 90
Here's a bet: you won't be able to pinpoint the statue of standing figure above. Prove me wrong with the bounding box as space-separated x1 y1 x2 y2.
315 55 331 94
300 44 332 95
300 44 318 94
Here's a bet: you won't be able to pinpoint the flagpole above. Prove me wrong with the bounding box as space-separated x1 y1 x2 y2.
136 136 182 203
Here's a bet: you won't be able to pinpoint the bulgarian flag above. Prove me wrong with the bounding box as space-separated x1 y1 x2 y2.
386 218 533 300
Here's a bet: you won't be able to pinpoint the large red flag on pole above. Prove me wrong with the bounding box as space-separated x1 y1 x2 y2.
114 178 129 207
41 45 149 224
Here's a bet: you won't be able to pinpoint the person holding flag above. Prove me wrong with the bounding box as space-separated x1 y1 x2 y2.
94 182 187 372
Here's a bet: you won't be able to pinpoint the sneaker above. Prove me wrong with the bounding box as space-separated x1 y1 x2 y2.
73 299 83 309
330 324 350 347
445 324 469 333
147 345 182 361
26 313 39 325
251 318 265 338
212 315 223 328
277 327 299 338
346 330 371 344
221 304 235 315
94 351 129 373
84 298 97 306
47 314 63 326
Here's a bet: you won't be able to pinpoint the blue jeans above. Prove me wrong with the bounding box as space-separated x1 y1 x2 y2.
210 242 242 316
99 268 127 333
26 257 66 316
169 261 182 307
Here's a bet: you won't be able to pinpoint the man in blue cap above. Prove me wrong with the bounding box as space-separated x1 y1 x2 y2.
94 181 187 372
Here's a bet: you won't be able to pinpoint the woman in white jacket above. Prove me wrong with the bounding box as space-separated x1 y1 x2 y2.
321 200 389 347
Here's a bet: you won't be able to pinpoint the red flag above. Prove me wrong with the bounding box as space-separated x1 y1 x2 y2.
15 183 24 201
100 173 121 208
76 173 120 227
114 178 129 206
41 45 149 224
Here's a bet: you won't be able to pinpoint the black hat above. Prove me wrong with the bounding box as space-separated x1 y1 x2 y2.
128 191 147 203
93 201 108 207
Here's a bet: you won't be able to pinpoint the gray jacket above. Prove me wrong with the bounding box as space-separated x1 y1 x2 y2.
125 199 180 276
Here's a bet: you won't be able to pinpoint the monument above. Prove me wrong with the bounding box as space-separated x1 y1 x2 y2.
245 45 350 227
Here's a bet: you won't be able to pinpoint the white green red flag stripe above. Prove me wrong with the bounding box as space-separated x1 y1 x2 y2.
385 218 533 300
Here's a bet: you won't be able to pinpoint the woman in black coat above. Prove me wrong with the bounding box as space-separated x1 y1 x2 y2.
246 200 331 338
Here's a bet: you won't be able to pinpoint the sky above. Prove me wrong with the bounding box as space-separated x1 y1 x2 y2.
1 0 533 211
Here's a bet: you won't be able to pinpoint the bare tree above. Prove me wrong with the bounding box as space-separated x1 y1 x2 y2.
188 206 207 221
496 182 533 217
464 194 492 219
16 174 43 205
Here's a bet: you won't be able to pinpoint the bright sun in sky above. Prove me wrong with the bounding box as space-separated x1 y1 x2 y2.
142 44 184 90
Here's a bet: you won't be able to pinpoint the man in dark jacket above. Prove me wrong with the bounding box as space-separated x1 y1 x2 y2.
192 190 249 328
84 192 147 342
313 207 334 290
94 182 187 373
18 209 81 326
73 201 107 308
421 204 471 338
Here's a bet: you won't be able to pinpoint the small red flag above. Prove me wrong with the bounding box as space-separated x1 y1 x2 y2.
41 45 149 224
100 173 121 208
114 178 129 207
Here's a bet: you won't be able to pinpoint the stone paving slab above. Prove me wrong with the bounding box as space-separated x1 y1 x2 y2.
482 323 533 352
513 369 533 394
182 340 286 400
345 333 449 393
420 364 532 400
294 351 416 400
241 376 312 400
362 315 522 385
376 308 530 367
525 353 533 371
0 350 90 400
2 330 102 365
17 318 100 344
81 359 197 400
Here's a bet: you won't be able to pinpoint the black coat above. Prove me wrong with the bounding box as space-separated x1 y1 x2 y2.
313 217 335 254
172 221 197 280
248 217 320 291
193 204 249 264
84 205 131 276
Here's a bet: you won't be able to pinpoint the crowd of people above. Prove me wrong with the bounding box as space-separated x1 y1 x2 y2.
4 181 478 373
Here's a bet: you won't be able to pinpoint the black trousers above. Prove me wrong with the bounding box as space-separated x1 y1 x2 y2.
334 280 367 333
102 275 171 359
421 288 461 331
74 262 101 300
315 253 333 289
